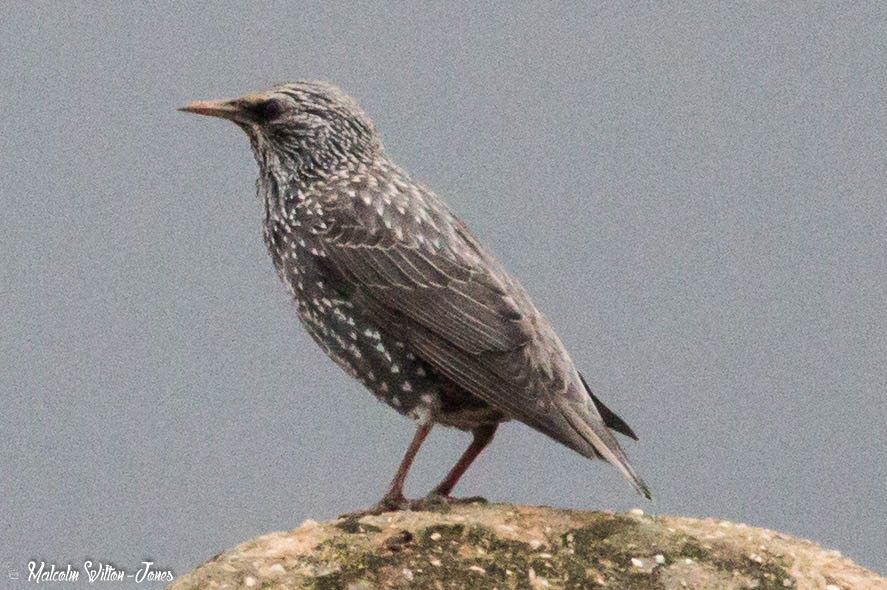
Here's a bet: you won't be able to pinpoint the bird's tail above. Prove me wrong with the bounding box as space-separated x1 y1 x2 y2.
555 397 652 500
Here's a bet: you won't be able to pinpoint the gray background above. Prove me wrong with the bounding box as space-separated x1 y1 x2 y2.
2 2 885 585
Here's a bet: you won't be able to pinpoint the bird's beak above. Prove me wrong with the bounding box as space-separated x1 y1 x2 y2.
178 99 241 121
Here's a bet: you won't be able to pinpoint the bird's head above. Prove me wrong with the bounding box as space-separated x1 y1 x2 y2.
180 81 381 179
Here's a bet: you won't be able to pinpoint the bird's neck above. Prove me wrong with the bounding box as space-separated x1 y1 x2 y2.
255 156 361 226
250 129 381 189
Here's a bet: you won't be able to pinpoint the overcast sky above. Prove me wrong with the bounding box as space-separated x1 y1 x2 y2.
2 2 885 584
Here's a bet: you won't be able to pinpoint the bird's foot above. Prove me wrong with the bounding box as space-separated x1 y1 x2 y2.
406 492 488 512
448 495 488 505
339 492 487 519
339 493 410 519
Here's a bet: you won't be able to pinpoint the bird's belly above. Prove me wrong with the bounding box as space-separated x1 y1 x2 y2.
296 299 504 430
296 297 438 417
274 259 434 422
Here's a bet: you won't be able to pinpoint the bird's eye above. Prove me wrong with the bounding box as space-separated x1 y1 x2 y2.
245 98 286 121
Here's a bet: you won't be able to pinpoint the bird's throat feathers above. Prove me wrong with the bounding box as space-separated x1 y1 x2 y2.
247 125 377 186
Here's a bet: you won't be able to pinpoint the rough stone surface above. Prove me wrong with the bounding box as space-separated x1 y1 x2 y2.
167 503 885 590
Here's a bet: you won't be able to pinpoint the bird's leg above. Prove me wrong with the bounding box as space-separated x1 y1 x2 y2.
381 420 433 505
344 420 432 517
423 423 498 504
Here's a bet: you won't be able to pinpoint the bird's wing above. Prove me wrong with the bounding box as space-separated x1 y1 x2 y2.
318 219 531 356
316 195 541 414
315 185 649 497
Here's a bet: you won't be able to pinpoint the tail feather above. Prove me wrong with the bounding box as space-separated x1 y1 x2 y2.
556 398 652 500
579 372 638 440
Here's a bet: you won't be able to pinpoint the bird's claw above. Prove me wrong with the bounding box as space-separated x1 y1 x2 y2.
339 493 488 519
423 493 488 506
407 493 488 512
339 494 409 518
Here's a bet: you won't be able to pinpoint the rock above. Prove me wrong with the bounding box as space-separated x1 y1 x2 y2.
167 503 885 589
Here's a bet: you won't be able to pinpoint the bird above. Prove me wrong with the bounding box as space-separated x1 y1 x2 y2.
179 81 651 513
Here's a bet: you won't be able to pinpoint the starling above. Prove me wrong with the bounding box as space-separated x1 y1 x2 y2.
180 81 651 511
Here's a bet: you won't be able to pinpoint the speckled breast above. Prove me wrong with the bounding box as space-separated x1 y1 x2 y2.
261 210 449 427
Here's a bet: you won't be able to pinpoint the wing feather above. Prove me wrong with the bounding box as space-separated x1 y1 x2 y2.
315 188 648 496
